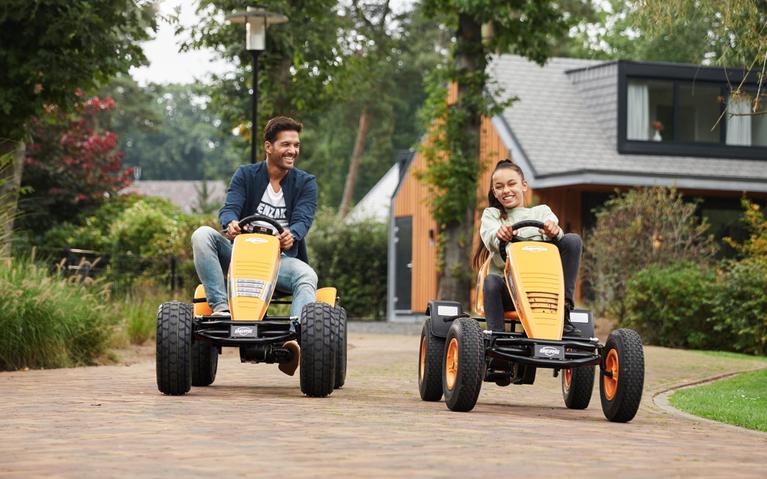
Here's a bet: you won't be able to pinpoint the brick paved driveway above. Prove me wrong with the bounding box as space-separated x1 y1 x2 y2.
1 332 765 478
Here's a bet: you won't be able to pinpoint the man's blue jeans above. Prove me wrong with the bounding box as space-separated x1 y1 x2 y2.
191 226 318 318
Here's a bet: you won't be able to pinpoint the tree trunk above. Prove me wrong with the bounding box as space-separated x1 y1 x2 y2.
436 13 485 307
0 139 25 258
339 107 370 218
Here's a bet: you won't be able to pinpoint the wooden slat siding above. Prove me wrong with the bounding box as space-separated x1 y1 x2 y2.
393 150 439 313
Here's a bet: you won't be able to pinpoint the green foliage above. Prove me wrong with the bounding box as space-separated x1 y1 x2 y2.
624 262 718 349
584 187 716 322
0 256 114 370
112 289 173 345
300 2 446 209
713 259 767 355
42 195 214 293
308 209 387 320
623 258 767 355
185 0 344 133
726 198 767 262
566 0 767 69
0 0 156 142
670 368 767 432
100 77 246 180
19 95 132 229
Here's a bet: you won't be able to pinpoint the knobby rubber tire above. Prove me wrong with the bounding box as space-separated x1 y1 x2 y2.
562 366 595 409
418 320 445 401
600 328 644 422
443 318 485 412
332 306 347 389
299 302 338 397
156 302 193 395
191 339 218 387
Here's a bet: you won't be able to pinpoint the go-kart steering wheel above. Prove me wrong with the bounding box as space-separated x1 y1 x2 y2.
237 214 285 236
498 220 557 262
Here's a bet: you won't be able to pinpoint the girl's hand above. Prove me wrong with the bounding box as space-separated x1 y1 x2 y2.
496 224 514 242
539 220 561 239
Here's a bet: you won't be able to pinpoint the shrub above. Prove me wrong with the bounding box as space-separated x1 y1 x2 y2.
42 195 214 294
0 257 114 370
308 209 387 320
712 259 767 355
623 262 718 349
725 198 767 263
584 187 716 322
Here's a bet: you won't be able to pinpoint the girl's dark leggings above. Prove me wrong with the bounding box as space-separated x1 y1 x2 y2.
483 233 582 332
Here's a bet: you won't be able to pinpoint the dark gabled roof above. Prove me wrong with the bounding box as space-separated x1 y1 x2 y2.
489 55 767 192
120 180 227 213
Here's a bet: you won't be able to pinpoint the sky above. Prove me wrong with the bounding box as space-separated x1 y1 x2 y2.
129 0 230 85
130 0 414 86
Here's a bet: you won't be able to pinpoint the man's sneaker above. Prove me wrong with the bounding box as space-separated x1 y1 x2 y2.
563 321 583 337
563 303 583 337
211 310 231 318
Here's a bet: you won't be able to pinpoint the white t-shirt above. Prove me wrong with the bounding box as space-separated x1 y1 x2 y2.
255 184 289 230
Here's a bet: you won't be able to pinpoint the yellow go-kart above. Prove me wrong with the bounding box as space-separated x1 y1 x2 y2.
418 220 644 422
156 214 347 397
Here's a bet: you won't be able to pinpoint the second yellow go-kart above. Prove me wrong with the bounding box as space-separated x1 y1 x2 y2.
418 220 644 422
156 214 347 397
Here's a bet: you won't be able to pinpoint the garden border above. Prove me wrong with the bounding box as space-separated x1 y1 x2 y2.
653 366 767 438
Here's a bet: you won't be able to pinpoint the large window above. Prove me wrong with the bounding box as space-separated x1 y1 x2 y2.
618 61 767 159
727 90 767 147
626 79 723 144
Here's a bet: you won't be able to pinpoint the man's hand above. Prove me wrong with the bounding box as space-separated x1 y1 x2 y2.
278 229 294 251
495 224 514 242
539 220 561 239
225 220 241 240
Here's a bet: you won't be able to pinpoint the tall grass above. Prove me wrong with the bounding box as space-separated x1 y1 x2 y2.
112 287 173 345
0 256 114 370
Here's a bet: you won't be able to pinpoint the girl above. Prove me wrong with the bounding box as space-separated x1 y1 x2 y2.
473 159 583 336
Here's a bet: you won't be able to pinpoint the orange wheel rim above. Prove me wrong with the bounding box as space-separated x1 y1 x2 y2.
603 349 619 400
445 338 459 391
419 336 426 383
563 368 572 391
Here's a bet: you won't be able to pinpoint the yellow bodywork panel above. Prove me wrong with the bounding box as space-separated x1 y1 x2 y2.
193 284 213 316
315 287 337 307
229 233 281 321
504 242 565 340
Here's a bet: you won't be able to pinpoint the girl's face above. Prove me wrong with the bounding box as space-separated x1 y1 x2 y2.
492 168 527 209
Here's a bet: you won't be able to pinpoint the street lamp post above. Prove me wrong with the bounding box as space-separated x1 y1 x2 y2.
226 6 288 164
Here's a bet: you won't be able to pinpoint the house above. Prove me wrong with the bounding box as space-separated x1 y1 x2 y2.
388 55 767 321
120 180 227 214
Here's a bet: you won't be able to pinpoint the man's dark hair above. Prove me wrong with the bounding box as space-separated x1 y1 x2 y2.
264 116 303 143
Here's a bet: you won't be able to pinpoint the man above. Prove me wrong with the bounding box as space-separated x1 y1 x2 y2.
191 116 318 318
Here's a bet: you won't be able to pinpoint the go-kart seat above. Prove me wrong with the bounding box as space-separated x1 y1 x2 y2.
476 258 519 321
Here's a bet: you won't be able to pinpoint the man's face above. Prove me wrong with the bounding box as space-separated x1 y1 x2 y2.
265 130 300 171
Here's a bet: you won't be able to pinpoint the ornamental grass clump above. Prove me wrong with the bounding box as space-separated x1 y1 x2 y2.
0 257 113 370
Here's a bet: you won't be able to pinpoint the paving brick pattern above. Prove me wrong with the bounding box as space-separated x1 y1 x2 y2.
1 333 765 478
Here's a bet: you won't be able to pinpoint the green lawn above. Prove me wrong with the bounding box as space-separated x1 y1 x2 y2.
670 367 767 432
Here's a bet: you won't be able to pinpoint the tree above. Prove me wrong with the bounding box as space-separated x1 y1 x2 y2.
101 77 245 180
584 187 716 322
19 95 134 229
185 0 345 142
0 0 156 256
566 1 767 85
419 0 585 305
